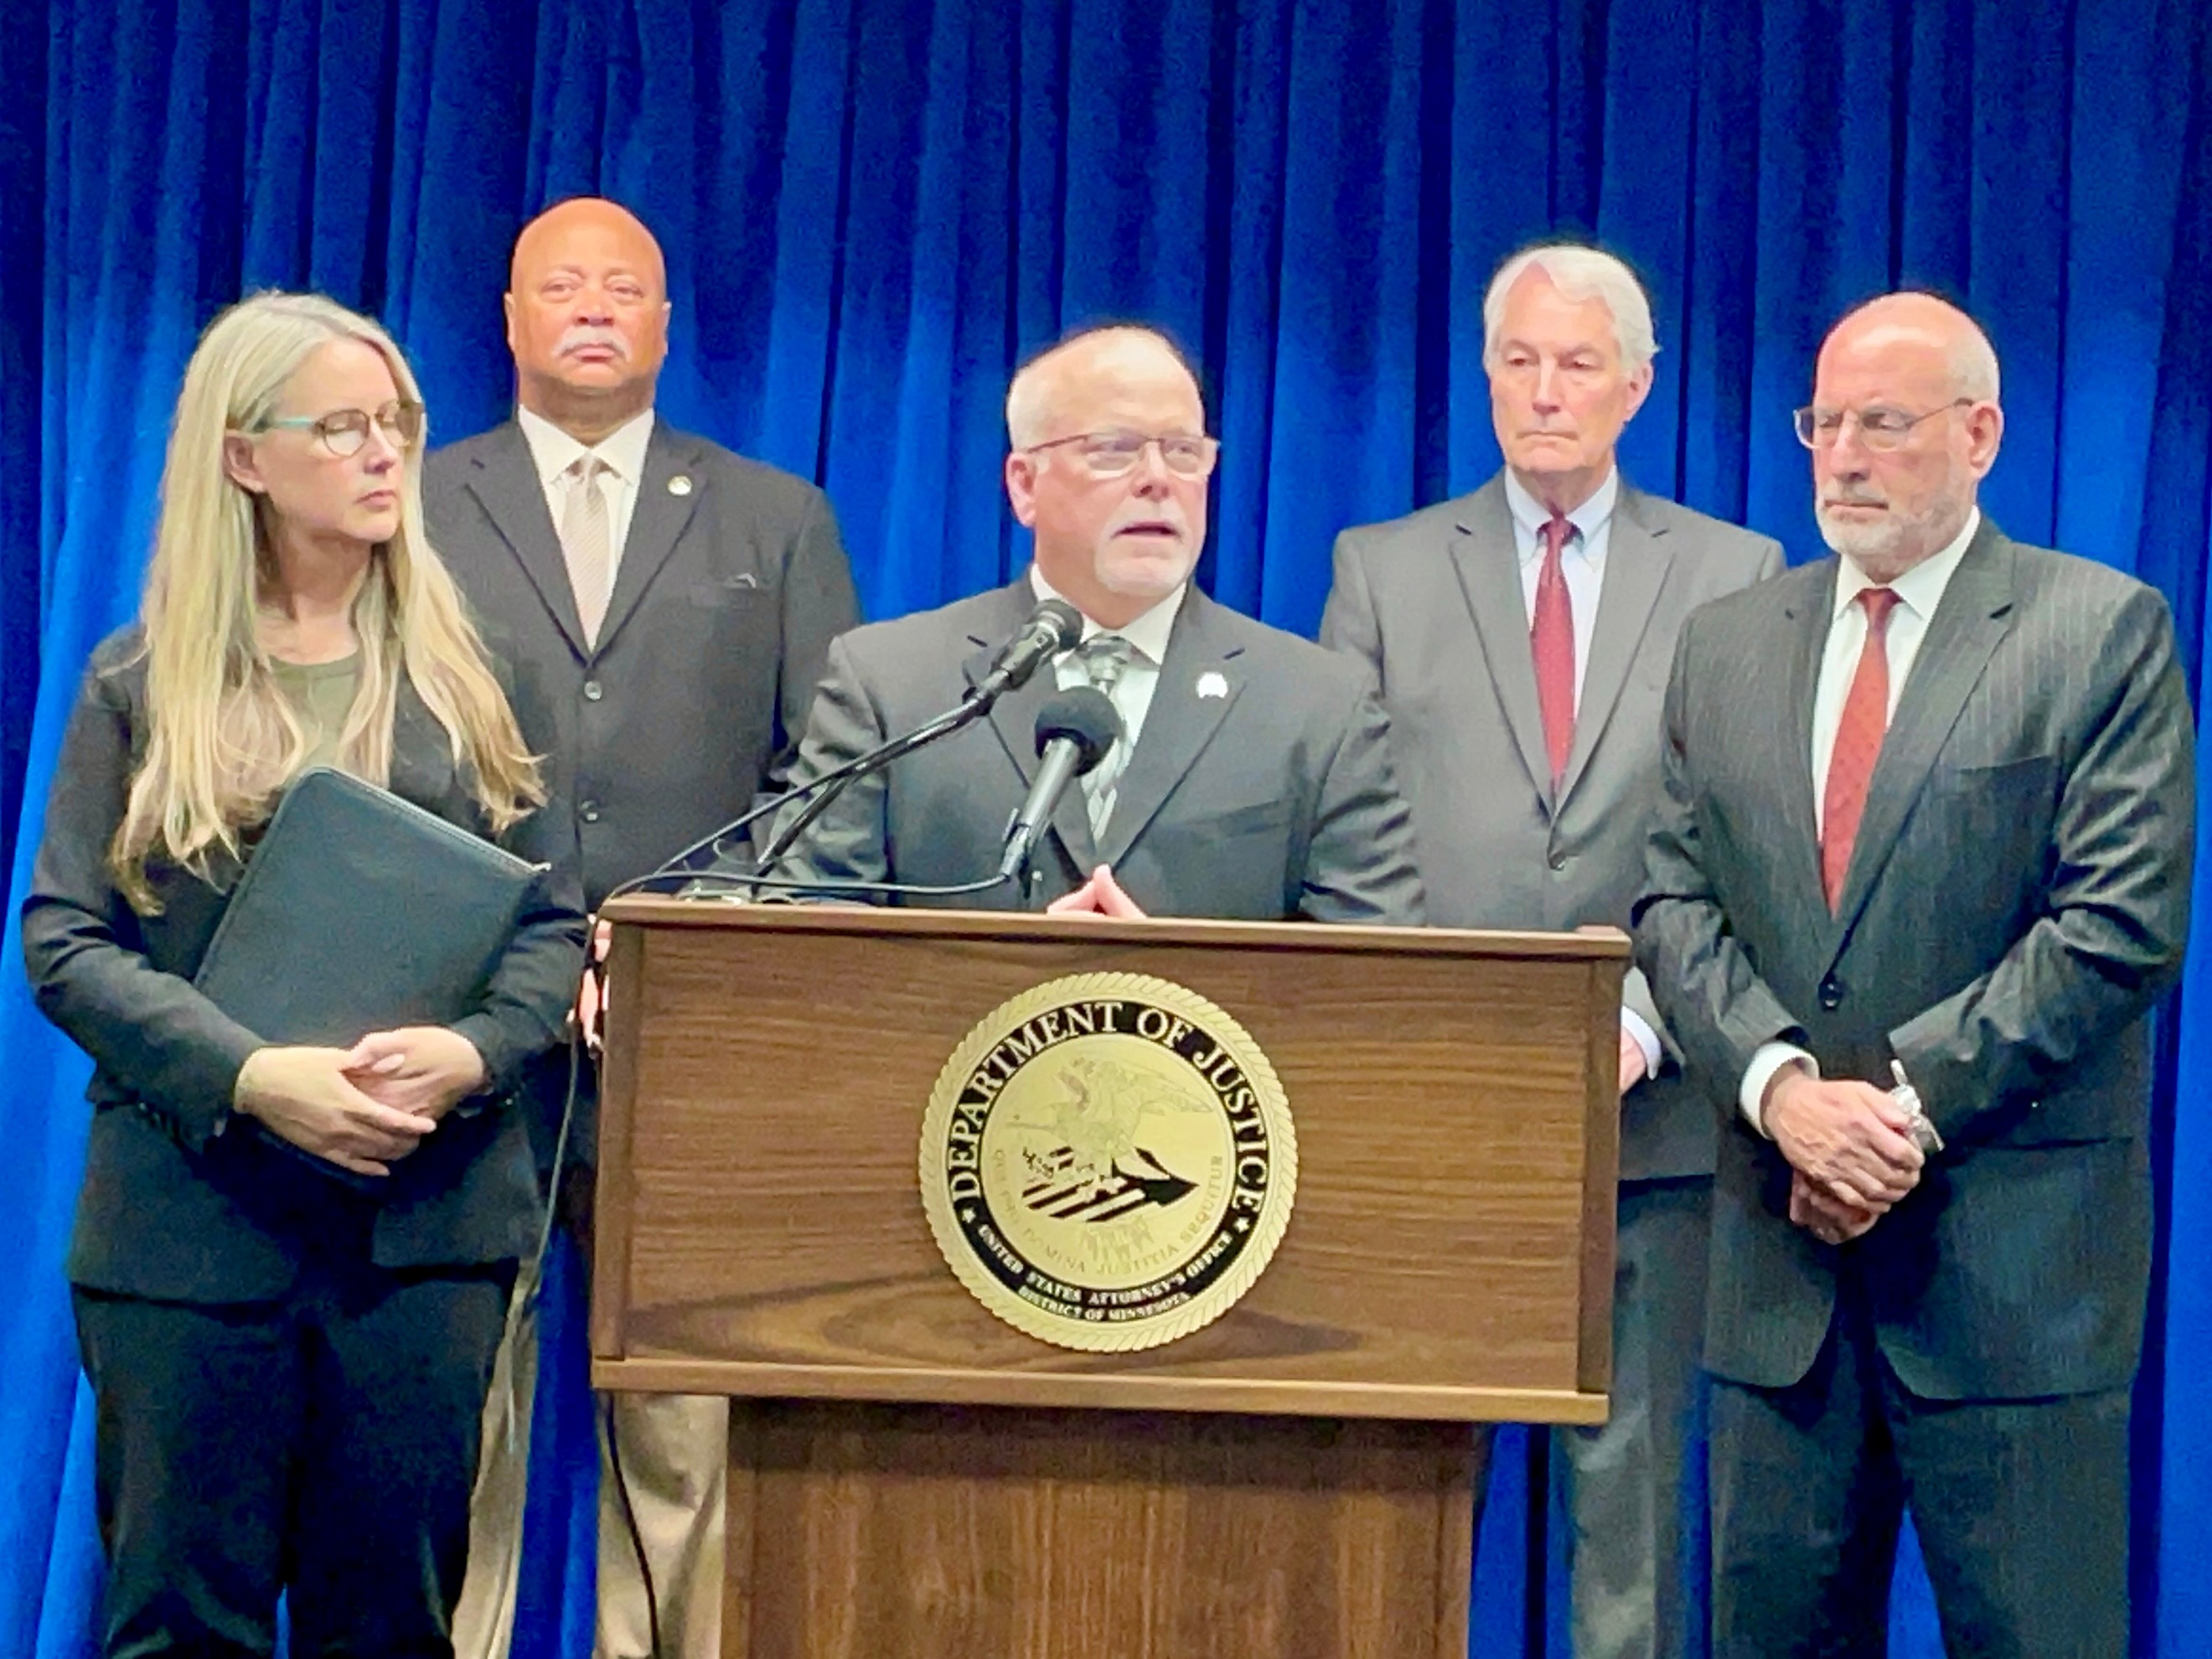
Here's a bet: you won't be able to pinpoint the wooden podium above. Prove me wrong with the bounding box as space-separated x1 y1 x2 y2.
593 900 1625 1658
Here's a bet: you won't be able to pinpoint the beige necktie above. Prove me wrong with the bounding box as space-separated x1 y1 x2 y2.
1078 634 1135 836
561 455 612 646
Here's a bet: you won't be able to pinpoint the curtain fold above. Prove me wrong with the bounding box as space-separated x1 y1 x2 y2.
2 3 2205 1654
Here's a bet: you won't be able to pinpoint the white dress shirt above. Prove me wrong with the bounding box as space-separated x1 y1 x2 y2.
1028 566 1186 779
1501 468 1660 1075
516 405 657 581
1502 465 1620 712
1739 508 1981 1130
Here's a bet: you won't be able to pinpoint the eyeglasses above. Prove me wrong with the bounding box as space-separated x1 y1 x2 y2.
1026 429 1220 479
1792 399 1972 452
257 400 425 457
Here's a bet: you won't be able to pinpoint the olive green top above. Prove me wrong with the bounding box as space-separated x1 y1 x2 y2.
269 652 361 772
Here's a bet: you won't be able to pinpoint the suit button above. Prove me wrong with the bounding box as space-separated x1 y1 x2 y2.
1818 976 1842 1010
580 800 602 824
1548 850 1568 871
582 679 604 701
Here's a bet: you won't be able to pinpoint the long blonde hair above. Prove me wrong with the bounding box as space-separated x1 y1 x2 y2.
112 292 544 910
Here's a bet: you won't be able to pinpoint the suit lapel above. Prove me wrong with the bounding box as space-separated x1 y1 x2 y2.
1559 486 1674 801
1776 571 1835 944
596 425 703 654
1096 588 1245 869
386 677 463 818
462 423 587 660
1448 483 1553 800
1828 525 2015 941
968 586 1100 875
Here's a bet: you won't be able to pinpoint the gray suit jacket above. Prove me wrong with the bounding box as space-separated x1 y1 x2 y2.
1635 520 2195 1399
423 420 858 910
1323 475 1782 1180
757 579 1426 924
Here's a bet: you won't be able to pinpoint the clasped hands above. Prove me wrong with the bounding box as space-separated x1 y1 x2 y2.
1764 1067 1925 1248
1047 865 1148 918
232 1026 487 1179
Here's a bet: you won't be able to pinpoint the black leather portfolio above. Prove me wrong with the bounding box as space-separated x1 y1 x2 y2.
194 766 545 1186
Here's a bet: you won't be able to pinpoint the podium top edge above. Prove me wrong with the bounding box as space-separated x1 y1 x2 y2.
595 897 1630 960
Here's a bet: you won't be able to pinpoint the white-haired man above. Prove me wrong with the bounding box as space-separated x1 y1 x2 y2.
757 322 1425 928
1322 243 1781 1659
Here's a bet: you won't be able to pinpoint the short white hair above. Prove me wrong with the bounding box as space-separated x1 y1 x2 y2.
1005 325 1198 449
1482 244 1657 375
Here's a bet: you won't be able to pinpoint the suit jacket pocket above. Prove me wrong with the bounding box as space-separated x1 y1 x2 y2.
1929 752 2058 804
1196 796 1296 839
690 573 766 609
1913 753 2058 879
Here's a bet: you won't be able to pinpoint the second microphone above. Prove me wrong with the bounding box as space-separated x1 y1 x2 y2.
998 686 1124 883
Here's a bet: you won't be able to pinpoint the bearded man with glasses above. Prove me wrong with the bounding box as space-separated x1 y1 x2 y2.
1636 291 2194 1654
748 323 1424 929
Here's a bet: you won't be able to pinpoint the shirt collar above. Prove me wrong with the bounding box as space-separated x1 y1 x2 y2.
1831 506 1982 623
1026 564 1186 668
1503 465 1620 558
517 405 657 489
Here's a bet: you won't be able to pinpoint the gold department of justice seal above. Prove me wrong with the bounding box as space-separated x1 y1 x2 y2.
921 972 1298 1352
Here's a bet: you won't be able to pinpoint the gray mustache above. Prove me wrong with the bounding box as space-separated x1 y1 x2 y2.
557 327 628 359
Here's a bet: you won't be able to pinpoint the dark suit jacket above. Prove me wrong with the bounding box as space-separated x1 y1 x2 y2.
756 579 1426 924
422 418 859 910
21 628 587 1303
1635 520 2195 1400
1323 475 1781 1181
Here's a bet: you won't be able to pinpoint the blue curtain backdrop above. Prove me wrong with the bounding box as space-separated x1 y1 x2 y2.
2 1 2208 1654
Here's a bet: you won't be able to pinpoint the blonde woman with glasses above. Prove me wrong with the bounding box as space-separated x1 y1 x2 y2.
22 292 585 1656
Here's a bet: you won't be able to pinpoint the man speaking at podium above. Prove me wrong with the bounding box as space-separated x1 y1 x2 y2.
752 323 1424 930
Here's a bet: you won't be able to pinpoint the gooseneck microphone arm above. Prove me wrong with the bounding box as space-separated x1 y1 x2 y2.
747 597 1083 880
602 597 1088 905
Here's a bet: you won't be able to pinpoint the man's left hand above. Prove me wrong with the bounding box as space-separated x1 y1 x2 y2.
1047 866 1149 919
1789 1169 1884 1246
344 1026 489 1122
1618 1028 1649 1096
576 917 612 1052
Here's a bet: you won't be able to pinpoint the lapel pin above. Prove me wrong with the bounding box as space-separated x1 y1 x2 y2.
668 474 693 496
1196 670 1228 700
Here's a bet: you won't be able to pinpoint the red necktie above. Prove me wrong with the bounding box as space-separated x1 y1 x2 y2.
1821 587 1903 912
1532 514 1577 790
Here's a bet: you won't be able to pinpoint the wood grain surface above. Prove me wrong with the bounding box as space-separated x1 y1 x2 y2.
593 902 1623 1425
722 1402 1479 1659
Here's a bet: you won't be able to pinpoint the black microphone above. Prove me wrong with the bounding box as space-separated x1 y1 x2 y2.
999 686 1124 881
969 598 1083 704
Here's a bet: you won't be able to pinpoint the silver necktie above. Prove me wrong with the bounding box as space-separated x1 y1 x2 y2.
560 455 612 646
1077 633 1135 835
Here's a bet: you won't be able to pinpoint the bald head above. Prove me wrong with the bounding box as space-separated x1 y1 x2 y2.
1005 327 1201 449
510 198 665 295
1822 292 2001 404
504 197 670 442
1809 291 2005 581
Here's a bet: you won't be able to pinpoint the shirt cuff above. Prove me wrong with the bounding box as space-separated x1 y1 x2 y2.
1739 1042 1818 1135
1620 1007 1663 1082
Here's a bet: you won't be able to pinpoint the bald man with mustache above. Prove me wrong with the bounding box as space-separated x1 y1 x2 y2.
425 196 858 1659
